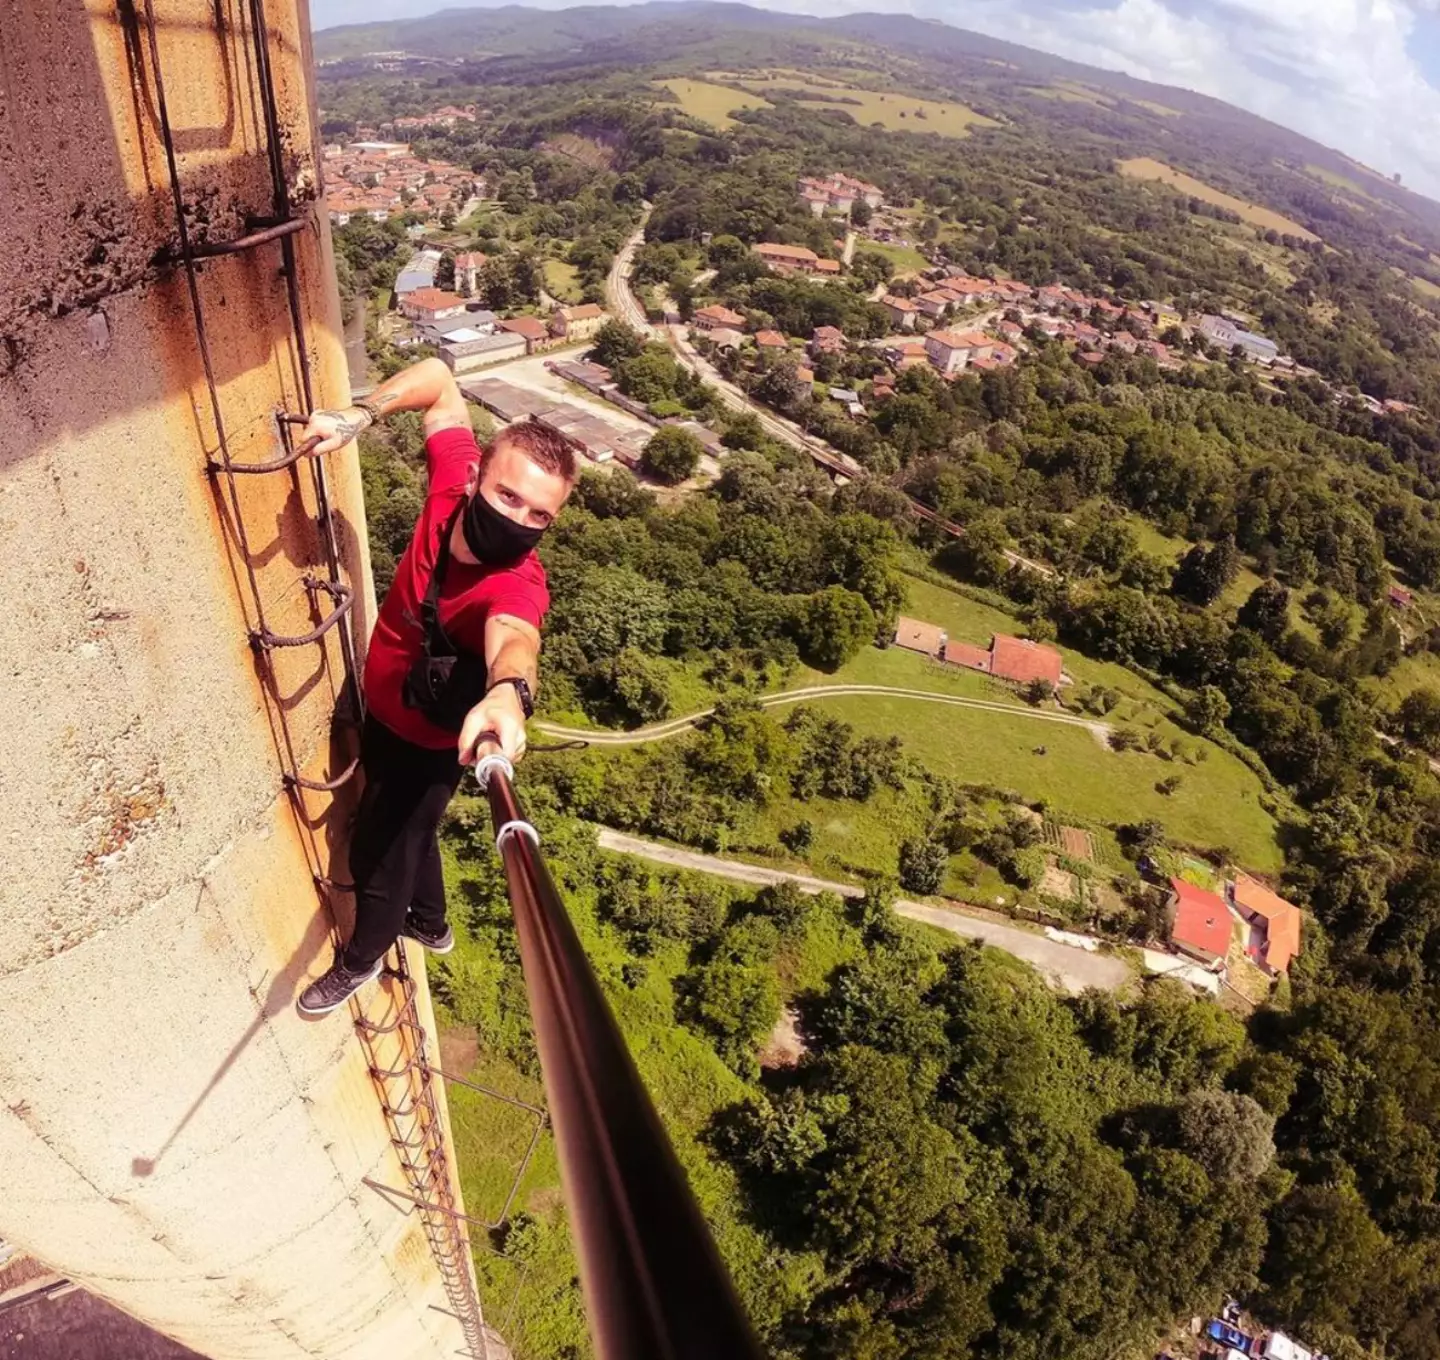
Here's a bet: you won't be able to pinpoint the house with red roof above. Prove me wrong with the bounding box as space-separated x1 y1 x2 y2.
989 634 1062 686
942 640 993 672
753 242 821 276
882 296 919 330
914 290 956 320
755 329 789 350
453 251 488 294
940 633 1063 688
693 303 746 331
551 303 605 341
925 328 995 376
496 315 554 354
1228 876 1302 975
1168 879 1233 968
400 287 467 323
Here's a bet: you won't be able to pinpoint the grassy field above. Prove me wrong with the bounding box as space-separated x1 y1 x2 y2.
1406 272 1440 301
864 239 930 273
1030 82 1114 109
1118 158 1320 242
1302 162 1386 208
547 570 1283 870
1211 220 1299 285
718 72 997 138
888 577 1282 869
1131 96 1184 117
542 258 583 303
653 77 773 129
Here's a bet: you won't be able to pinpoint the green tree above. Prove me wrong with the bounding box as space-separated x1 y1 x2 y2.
1174 1089 1276 1182
1398 688 1440 754
435 251 456 292
1238 579 1291 642
641 424 703 484
608 647 672 724
780 819 814 854
550 564 668 663
617 348 682 404
810 1046 966 1264
1262 1186 1385 1334
679 957 780 1074
478 256 515 310
898 835 948 895
1187 684 1232 736
1174 537 1240 606
590 319 646 369
797 586 876 670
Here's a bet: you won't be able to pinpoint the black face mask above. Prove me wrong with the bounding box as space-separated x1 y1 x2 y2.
462 490 545 567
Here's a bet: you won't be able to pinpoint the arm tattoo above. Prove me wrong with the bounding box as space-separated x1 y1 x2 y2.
313 408 370 442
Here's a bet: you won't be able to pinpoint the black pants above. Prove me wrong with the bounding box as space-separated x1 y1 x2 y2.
342 715 464 971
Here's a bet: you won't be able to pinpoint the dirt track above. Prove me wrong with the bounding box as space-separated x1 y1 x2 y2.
536 683 1112 747
594 829 1133 993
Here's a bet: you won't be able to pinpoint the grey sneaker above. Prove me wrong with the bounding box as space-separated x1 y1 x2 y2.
296 957 383 1016
402 914 455 954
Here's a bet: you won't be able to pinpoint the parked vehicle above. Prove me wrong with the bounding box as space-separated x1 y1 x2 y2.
1208 1321 1252 1349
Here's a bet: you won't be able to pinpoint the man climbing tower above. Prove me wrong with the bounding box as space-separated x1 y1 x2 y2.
295 358 577 1015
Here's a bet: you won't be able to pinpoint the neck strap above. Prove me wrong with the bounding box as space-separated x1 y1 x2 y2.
419 500 465 657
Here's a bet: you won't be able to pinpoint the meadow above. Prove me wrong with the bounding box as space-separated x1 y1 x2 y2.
709 70 998 138
652 77 773 129
1118 157 1320 241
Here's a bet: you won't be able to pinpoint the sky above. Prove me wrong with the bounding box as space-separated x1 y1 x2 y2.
309 0 1440 199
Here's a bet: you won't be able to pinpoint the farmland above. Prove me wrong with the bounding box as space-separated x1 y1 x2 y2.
712 70 999 138
653 76 773 128
1118 157 1320 241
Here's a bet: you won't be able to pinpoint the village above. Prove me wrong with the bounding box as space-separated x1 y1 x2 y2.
321 131 483 228
678 169 1420 420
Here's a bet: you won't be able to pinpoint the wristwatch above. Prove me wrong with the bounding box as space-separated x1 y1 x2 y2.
489 676 535 719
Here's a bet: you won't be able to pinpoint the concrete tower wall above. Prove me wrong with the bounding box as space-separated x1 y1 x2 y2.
0 3 475 1356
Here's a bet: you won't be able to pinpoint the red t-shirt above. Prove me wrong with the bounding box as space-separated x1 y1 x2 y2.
364 425 550 750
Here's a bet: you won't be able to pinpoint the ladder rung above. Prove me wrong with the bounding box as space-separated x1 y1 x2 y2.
251 578 352 650
191 217 307 258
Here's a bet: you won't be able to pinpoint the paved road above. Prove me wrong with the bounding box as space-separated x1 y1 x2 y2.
535 682 1112 746
594 829 1133 993
603 219 1062 572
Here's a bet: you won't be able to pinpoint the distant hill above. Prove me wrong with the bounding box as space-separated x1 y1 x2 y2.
312 1 1440 235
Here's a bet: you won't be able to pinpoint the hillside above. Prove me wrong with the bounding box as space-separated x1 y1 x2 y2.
314 1 1440 247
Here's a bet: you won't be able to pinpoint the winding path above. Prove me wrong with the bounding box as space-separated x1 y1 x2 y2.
604 217 1053 574
535 683 1113 747
593 829 1133 993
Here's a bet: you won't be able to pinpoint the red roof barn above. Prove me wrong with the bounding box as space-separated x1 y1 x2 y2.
1168 878 1232 966
988 635 1063 687
942 641 993 673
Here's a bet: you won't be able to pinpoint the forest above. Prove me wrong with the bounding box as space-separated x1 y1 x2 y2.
325 16 1440 1359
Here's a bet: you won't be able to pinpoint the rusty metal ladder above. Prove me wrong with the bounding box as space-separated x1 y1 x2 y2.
138 3 496 1354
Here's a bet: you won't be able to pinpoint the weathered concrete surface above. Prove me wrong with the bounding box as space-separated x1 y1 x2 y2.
0 4 473 1357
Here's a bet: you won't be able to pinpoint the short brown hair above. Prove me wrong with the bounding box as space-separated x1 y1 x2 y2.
491 419 579 482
